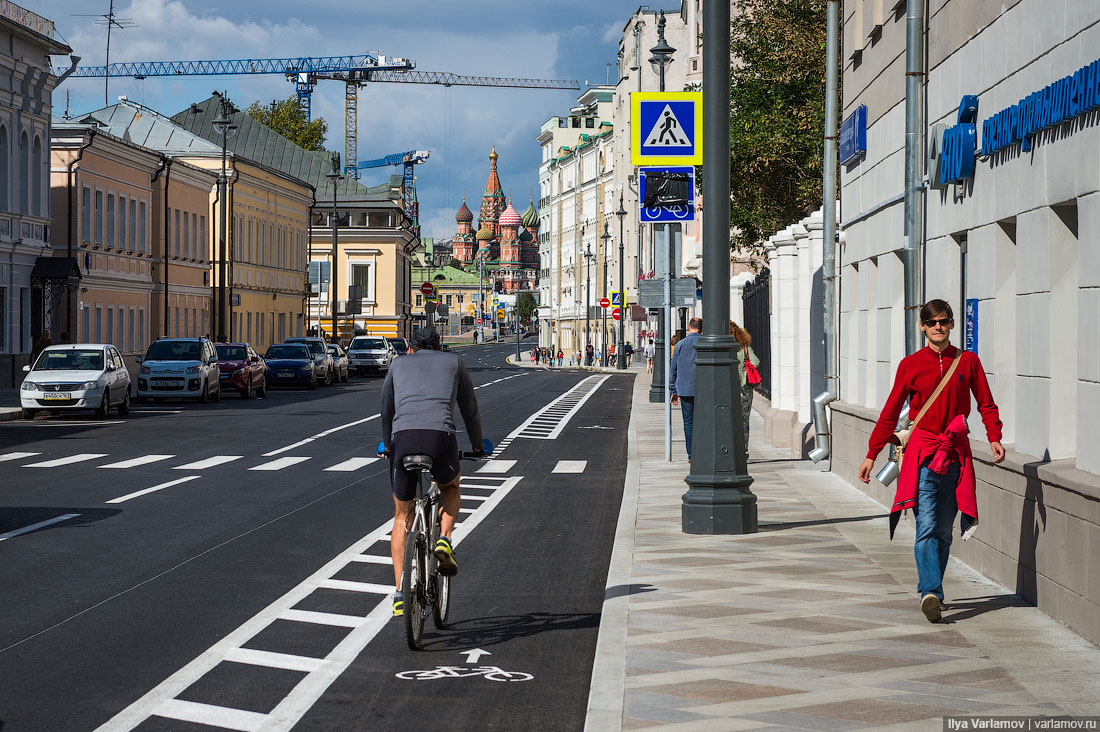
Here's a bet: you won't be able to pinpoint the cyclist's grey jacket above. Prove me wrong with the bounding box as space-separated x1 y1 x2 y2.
380 349 483 452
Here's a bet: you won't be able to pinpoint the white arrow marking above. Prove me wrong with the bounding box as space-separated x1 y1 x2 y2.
461 648 491 664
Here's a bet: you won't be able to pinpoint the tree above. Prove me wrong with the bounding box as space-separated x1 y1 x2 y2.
728 0 828 253
517 292 537 322
246 96 328 151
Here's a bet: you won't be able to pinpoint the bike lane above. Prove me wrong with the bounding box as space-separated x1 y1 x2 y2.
291 373 634 731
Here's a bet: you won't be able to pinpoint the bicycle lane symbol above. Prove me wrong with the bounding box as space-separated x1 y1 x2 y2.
395 648 534 682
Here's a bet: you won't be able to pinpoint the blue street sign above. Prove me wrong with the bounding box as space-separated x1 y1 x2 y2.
639 167 695 223
965 298 979 354
610 291 624 307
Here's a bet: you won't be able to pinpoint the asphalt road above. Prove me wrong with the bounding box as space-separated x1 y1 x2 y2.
0 340 632 732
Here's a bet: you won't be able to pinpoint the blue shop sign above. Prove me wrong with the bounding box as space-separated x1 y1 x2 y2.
839 105 867 165
940 95 978 185
965 298 979 355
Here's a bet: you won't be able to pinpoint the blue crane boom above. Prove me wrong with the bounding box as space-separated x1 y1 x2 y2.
357 151 431 234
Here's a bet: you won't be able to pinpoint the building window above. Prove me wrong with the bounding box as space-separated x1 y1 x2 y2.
32 136 41 216
192 213 198 261
118 196 127 251
174 209 181 258
458 293 464 304
128 199 137 251
19 131 28 213
82 304 90 343
138 201 147 253
446 294 453 306
82 187 92 242
416 294 422 306
106 306 114 344
106 194 116 247
182 209 189 259
95 305 102 342
129 307 136 352
200 215 206 261
138 308 144 350
94 191 103 245
0 126 7 211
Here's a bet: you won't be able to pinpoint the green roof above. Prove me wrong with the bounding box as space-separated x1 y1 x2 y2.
410 265 487 286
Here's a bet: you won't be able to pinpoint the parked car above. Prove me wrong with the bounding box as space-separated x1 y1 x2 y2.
285 336 335 385
20 343 131 419
348 335 395 376
387 337 409 357
326 343 350 382
264 343 317 389
137 337 220 403
216 342 267 398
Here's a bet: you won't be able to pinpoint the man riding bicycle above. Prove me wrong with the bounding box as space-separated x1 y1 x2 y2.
379 328 484 617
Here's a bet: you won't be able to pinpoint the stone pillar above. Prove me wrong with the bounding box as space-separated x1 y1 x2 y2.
729 271 755 327
772 227 799 415
792 222 811 426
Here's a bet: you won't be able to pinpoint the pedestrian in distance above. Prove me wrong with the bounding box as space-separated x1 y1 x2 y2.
557 348 564 367
729 321 761 462
670 317 702 460
585 343 594 366
643 339 655 374
594 346 601 366
858 299 1004 623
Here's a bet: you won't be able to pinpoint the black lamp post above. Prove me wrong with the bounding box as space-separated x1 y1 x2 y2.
682 0 756 534
601 223 611 365
616 194 628 369
326 153 344 344
211 95 237 342
647 11 675 401
584 242 594 364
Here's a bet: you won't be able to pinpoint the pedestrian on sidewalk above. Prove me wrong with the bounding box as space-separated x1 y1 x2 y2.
585 343 594 366
670 317 701 460
557 348 563 367
858 299 1004 623
594 346 601 366
643 339 655 373
730 321 760 462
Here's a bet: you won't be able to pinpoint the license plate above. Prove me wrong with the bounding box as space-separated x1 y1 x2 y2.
43 392 71 400
153 380 176 387
278 373 295 378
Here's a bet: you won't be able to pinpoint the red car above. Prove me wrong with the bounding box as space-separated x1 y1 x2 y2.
216 342 268 398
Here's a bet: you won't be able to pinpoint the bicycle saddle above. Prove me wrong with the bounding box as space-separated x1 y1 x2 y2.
402 454 434 471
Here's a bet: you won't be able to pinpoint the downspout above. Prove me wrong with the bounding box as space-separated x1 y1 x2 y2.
154 158 171 337
67 128 95 337
902 0 926 355
809 0 842 463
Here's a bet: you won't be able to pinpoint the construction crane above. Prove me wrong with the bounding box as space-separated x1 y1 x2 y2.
357 150 431 231
61 54 580 176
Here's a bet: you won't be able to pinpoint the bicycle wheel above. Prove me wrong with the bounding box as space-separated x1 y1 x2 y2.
431 512 451 629
402 531 427 650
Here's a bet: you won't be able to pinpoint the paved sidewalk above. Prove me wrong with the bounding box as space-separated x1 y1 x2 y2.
585 373 1100 731
0 387 21 421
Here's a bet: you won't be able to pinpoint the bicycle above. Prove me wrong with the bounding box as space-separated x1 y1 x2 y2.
379 438 493 650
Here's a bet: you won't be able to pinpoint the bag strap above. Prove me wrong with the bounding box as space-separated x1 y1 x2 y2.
910 351 963 431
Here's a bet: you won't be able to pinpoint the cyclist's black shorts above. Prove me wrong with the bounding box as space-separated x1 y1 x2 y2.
389 429 460 501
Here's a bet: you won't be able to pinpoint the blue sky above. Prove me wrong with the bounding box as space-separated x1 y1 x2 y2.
39 0 647 240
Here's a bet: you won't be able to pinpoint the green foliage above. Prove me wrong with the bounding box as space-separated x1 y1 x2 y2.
516 292 537 322
246 97 328 152
729 0 828 253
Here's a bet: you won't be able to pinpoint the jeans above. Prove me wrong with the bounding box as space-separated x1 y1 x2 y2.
914 456 960 601
680 396 695 459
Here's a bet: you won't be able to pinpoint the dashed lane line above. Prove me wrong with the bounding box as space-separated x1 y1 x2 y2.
23 453 108 468
106 476 200 504
0 451 40 462
0 514 81 542
248 457 311 472
323 457 379 472
98 455 175 469
172 456 243 471
552 460 588 474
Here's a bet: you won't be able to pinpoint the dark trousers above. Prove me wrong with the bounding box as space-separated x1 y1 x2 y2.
680 396 695 458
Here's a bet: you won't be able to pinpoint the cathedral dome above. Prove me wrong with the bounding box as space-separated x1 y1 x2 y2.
522 199 539 228
475 225 494 241
499 201 522 228
455 199 473 223
519 228 533 243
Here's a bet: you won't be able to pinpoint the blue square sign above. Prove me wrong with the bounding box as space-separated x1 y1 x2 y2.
631 92 703 165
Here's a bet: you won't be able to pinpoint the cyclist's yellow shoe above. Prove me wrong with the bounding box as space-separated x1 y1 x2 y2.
393 592 404 617
434 537 458 577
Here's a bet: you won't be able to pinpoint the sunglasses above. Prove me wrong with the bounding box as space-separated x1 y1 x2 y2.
922 317 953 327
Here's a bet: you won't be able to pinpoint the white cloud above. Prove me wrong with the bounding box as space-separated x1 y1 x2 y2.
602 21 624 44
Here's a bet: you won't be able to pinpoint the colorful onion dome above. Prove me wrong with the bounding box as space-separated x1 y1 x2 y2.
519 228 533 242
522 199 539 228
455 198 473 223
499 200 522 228
475 225 494 241
489 145 498 161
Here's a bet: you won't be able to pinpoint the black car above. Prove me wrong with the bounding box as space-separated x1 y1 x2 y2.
387 337 409 356
264 344 317 389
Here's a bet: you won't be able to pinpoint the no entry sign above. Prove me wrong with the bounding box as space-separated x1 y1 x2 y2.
420 282 434 295
600 297 610 309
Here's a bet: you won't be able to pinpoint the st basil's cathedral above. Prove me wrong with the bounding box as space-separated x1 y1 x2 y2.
451 147 540 293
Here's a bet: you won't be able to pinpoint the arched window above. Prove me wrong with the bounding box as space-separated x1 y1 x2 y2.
0 125 8 212
32 135 42 216
19 130 29 214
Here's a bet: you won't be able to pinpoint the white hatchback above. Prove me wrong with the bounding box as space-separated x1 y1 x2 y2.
20 344 132 419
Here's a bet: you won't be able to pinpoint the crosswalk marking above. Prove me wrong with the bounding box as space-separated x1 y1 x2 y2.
172 455 243 471
476 459 516 474
318 579 392 594
323 457 379 472
106 476 200 504
348 554 393 565
249 456 311 471
98 454 175 469
0 451 40 463
224 648 324 674
23 453 108 468
553 460 588 474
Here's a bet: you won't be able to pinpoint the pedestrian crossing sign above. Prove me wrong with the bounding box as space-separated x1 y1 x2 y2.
631 91 703 166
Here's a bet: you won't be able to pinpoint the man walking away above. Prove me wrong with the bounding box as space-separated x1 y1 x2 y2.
669 317 702 459
858 300 1004 623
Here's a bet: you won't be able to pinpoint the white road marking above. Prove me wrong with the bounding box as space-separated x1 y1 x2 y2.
323 457 379 472
106 476 200 504
553 460 588 474
461 648 492 664
508 375 610 441
23 453 108 468
172 455 243 471
347 554 392 565
458 508 475 514
318 579 392 594
476 459 516 474
0 513 80 542
249 456 311 471
0 451 40 463
152 699 266 731
98 454 175 469
278 609 363 628
224 648 324 674
263 414 380 457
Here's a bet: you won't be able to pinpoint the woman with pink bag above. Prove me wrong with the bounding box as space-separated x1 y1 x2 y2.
730 321 761 462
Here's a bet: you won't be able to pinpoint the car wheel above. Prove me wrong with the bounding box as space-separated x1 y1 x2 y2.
258 379 268 398
199 381 209 404
23 409 36 420
117 392 131 416
95 389 110 418
325 369 334 386
240 380 251 399
308 375 317 390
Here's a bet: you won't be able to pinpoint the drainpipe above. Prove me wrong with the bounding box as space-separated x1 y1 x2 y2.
902 0 926 355
66 128 95 337
809 0 841 463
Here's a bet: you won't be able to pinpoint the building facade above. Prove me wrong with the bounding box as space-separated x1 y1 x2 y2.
829 0 1100 643
0 2 70 385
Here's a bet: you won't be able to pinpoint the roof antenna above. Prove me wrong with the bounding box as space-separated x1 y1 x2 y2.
74 0 135 107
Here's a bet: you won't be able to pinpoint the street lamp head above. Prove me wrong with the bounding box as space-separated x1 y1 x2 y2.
649 11 675 74
601 222 611 246
326 152 344 181
616 193 627 220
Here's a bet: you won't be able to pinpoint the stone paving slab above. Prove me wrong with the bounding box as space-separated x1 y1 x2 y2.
585 373 1100 731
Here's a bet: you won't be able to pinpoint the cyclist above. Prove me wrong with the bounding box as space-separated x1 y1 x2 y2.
379 327 484 617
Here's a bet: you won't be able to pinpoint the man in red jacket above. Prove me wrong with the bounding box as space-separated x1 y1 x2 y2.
858 299 1005 622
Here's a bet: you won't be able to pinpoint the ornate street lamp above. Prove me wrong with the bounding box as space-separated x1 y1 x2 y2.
649 11 675 92
584 242 594 364
211 95 238 342
601 223 612 365
325 153 344 343
616 194 628 369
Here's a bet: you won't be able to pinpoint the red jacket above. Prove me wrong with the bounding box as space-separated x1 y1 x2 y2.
867 346 1002 538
